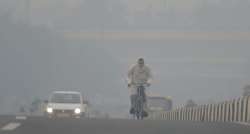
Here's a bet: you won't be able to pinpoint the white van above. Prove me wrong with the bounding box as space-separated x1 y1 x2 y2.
45 91 86 118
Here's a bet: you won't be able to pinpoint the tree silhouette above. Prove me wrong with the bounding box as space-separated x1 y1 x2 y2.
185 99 197 108
243 85 250 97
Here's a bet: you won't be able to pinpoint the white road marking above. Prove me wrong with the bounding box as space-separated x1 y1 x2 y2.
16 116 27 120
1 122 21 131
236 122 250 127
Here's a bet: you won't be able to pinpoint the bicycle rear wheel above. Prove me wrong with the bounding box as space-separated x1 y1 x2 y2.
136 98 144 120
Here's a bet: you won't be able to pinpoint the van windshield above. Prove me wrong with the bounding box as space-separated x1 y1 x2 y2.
50 93 81 104
147 97 172 111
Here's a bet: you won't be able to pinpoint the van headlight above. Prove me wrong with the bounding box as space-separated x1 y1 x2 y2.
46 107 53 114
74 108 81 114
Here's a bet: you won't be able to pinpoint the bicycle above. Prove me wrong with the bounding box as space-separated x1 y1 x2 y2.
133 83 147 120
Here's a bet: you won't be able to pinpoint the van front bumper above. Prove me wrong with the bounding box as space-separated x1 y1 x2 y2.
46 109 82 118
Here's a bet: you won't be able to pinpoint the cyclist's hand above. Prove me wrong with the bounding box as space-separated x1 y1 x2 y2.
128 83 132 87
146 83 151 87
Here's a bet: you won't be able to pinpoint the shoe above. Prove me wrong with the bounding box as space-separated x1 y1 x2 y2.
143 111 148 118
130 108 135 114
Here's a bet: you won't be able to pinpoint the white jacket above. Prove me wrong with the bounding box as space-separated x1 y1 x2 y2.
127 64 153 95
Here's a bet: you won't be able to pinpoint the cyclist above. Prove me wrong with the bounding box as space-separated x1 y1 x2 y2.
127 58 153 117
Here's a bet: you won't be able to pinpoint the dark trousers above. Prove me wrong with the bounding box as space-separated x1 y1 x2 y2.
130 90 146 110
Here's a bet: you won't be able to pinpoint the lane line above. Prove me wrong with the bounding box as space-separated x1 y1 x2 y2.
236 122 250 127
16 116 27 120
1 122 21 131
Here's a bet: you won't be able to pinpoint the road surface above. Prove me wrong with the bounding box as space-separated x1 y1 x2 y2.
0 115 250 134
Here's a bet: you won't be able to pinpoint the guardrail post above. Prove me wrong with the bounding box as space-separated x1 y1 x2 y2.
184 108 187 120
208 104 211 122
172 111 174 120
222 102 225 122
233 99 237 122
202 106 205 121
210 104 213 122
188 108 191 121
212 104 216 122
170 111 172 120
221 103 225 122
195 107 198 121
191 108 194 121
153 96 250 122
214 104 218 122
199 106 201 121
219 104 223 122
247 96 250 122
181 109 183 121
229 100 233 122
217 104 220 122
173 111 175 120
168 111 170 120
178 109 181 120
194 107 198 121
175 110 177 120
184 108 187 121
239 98 243 122
176 110 178 120
226 101 230 122
196 107 200 121
214 104 217 122
223 103 226 122
171 111 173 120
174 111 176 120
195 107 199 121
204 105 208 121
217 104 221 122
192 108 195 121
176 110 179 120
213 104 216 122
209 104 213 122
192 108 194 121
235 99 240 122
200 105 204 121
242 97 247 122
181 108 185 120
190 108 192 121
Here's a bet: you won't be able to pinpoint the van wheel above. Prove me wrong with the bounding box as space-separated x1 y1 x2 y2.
80 113 85 118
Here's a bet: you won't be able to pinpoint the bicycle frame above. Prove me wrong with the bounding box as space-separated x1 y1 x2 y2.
134 84 146 120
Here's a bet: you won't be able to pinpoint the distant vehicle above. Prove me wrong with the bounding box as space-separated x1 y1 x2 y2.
147 96 172 112
45 91 86 118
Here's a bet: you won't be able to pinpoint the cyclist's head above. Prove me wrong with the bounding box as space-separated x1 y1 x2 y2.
137 58 145 67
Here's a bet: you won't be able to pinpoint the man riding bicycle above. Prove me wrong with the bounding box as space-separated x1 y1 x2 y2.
127 58 153 117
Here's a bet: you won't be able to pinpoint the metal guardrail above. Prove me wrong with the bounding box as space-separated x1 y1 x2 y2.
148 96 250 123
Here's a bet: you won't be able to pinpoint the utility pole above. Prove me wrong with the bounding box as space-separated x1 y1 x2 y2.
25 0 31 24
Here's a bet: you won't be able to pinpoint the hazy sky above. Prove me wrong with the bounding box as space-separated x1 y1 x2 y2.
2 0 250 31
1 0 250 117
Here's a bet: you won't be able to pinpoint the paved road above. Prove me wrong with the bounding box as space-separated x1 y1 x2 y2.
0 116 14 128
0 115 250 134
